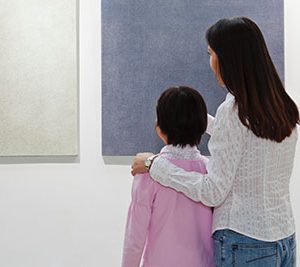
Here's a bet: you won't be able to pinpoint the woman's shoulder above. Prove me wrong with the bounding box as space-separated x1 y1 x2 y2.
215 93 241 126
217 93 236 113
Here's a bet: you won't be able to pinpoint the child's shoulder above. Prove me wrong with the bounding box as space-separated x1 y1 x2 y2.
131 173 159 203
133 172 158 191
161 151 209 165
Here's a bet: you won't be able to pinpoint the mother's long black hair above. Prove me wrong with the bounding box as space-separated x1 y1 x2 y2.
206 17 299 142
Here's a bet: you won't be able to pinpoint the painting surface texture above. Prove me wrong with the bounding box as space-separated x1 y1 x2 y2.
0 0 78 156
102 0 284 156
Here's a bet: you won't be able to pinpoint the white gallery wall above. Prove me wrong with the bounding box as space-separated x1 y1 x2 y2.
0 0 78 156
0 0 299 266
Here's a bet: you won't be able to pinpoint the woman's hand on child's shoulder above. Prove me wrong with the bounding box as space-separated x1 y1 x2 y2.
131 152 154 176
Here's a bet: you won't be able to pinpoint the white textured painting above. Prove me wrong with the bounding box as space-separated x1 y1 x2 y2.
0 0 78 156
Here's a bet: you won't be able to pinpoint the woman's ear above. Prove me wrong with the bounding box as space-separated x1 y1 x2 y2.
208 46 225 87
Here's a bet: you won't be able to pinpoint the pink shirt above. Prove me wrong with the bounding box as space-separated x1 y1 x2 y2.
122 145 214 267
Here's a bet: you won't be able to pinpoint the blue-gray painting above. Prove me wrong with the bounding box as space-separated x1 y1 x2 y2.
102 0 284 157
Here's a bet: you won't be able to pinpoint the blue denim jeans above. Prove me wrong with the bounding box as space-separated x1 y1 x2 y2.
212 229 296 267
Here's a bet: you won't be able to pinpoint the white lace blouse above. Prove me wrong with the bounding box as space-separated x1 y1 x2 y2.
150 93 298 241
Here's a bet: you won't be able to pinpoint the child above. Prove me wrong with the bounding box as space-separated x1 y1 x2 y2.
121 86 214 267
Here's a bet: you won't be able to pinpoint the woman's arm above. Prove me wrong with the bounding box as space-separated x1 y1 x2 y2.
149 102 245 207
131 152 154 176
130 114 215 176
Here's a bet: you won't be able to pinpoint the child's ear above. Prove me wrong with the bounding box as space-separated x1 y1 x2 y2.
155 124 161 136
156 125 168 144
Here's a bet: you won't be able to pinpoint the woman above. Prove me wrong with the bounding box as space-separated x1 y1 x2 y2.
131 17 299 266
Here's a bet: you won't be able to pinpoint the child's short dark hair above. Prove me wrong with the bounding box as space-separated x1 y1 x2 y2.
156 86 207 147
